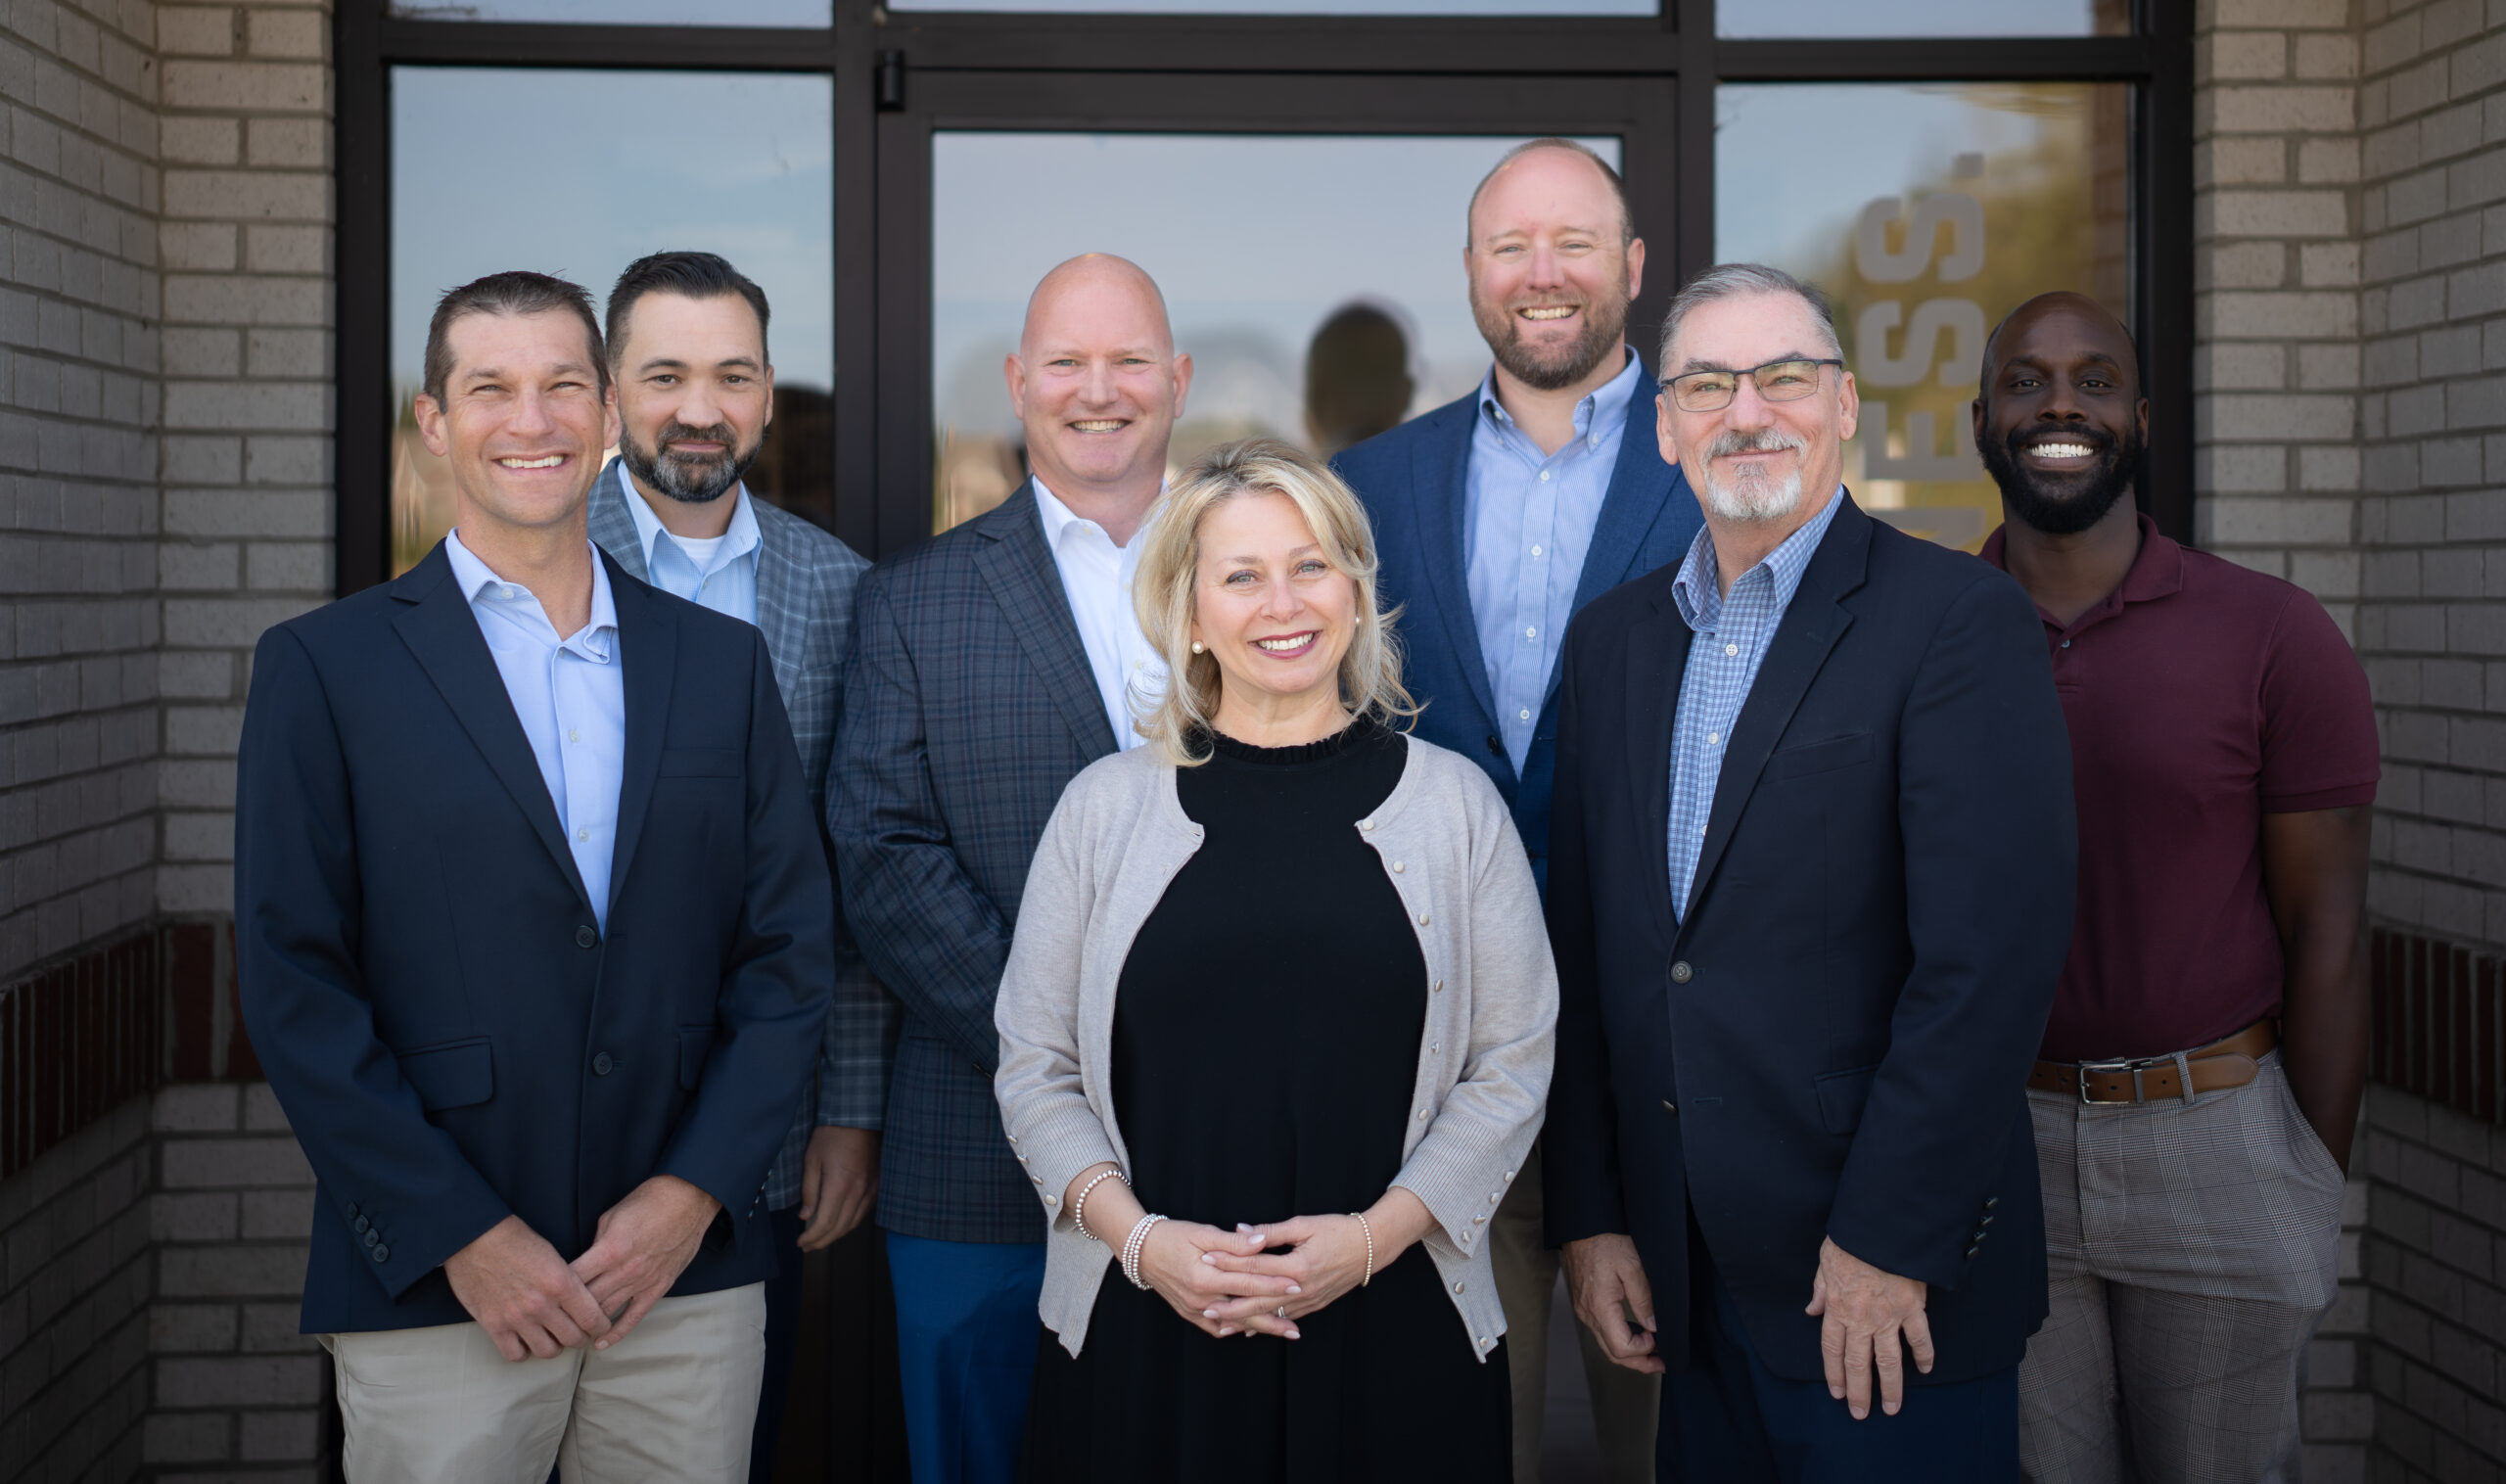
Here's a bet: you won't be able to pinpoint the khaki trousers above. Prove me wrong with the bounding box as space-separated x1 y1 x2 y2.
1493 1138 1661 1484
325 1281 766 1484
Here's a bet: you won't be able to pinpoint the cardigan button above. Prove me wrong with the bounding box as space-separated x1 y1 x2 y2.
1417 912 1430 926
1392 860 1405 872
1454 1281 1464 1294
1433 980 1444 994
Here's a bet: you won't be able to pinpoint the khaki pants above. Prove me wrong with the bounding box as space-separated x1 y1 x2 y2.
1493 1138 1661 1484
325 1282 766 1484
2019 1053 2344 1483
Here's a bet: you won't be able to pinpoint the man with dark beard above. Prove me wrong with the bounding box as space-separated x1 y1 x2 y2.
1973 293 2377 1483
1333 138 1699 1484
588 251 893 1483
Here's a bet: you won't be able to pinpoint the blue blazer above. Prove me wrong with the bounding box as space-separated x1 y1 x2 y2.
831 482 1117 1244
1542 495 2075 1385
1333 374 1702 889
235 542 836 1334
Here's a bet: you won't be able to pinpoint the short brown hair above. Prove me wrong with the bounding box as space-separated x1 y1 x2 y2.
422 270 607 407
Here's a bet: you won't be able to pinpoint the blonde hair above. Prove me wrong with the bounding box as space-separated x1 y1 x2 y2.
1132 438 1416 766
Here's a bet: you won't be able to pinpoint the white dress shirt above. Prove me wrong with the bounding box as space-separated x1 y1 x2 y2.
443 529 627 929
618 460 763 625
1033 479 1166 750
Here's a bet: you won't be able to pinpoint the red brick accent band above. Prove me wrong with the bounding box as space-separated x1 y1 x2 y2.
0 918 257 1181
2371 926 2502 1126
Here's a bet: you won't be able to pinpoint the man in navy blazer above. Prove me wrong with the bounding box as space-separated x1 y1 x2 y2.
1332 138 1700 1483
1543 264 2073 1479
236 272 833 1481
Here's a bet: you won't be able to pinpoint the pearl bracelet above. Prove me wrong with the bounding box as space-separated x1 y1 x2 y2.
1349 1211 1375 1286
1121 1214 1168 1290
1072 1168 1125 1242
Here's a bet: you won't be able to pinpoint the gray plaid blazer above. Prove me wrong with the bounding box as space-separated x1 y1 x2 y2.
832 481 1118 1243
588 462 896 1212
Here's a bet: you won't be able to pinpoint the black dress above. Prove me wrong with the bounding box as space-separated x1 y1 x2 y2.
1022 718 1510 1484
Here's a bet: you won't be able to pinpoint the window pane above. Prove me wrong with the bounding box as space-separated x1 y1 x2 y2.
390 68 834 576
390 0 830 25
930 131 1622 533
1715 82 2131 551
1718 0 2125 37
894 0 1652 15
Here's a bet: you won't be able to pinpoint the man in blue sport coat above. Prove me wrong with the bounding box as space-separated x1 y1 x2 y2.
1543 263 2074 1479
236 271 833 1481
1332 137 1701 1483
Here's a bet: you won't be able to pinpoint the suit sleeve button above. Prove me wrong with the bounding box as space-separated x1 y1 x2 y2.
1966 1245 1980 1260
1661 1099 1678 1114
362 1229 377 1248
354 1216 370 1233
373 1245 391 1263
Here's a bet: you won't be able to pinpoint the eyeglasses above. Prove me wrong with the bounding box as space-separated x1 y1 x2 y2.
1660 358 1844 414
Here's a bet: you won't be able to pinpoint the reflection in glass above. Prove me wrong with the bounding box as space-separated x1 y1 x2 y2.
391 0 829 24
1718 0 2125 37
895 0 1651 13
930 132 1621 532
389 69 833 576
1716 82 2130 551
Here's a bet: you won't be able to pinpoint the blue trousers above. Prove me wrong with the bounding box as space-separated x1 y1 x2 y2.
886 1231 1047 1484
1659 1255 2020 1482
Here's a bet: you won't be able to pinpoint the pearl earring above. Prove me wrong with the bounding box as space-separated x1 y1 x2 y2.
1190 641 1205 654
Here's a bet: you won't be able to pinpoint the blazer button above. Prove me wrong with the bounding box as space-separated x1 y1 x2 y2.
576 925 598 950
591 1052 614 1076
1670 961 1693 984
1485 735 1503 758
372 1245 391 1263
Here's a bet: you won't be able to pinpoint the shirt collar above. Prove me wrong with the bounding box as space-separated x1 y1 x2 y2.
1475 346 1644 449
619 459 760 578
1033 476 1161 551
1978 511 2185 630
443 527 619 655
1670 487 1847 632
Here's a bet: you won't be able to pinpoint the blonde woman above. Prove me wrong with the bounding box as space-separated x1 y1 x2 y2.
994 438 1555 1482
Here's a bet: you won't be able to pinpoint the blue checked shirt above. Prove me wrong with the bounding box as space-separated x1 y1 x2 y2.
1465 349 1643 773
1666 489 1844 920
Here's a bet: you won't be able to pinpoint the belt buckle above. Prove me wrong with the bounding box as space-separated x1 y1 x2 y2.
2076 1057 2153 1104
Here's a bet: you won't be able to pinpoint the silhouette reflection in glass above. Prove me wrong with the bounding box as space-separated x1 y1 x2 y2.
1302 301 1416 458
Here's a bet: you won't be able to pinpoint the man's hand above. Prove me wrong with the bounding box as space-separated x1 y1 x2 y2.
1805 1236 1933 1418
443 1215 613 1362
1562 1233 1663 1374
569 1175 722 1350
798 1127 880 1252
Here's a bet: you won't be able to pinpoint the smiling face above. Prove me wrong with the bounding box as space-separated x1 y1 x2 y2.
414 307 618 538
614 291 773 505
1466 146 1644 393
1973 294 2149 536
1657 290 1856 526
1006 256 1191 500
1189 488 1362 724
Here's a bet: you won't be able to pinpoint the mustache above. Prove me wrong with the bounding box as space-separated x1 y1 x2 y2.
653 420 742 460
1702 428 1808 460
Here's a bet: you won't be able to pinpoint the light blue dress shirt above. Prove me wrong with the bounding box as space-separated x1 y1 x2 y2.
617 459 763 625
1464 348 1643 772
443 529 627 930
1664 489 1845 920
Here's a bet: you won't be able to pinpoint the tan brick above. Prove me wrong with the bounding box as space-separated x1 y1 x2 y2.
2301 137 2363 184
2205 30 2290 82
162 169 327 223
2204 240 2290 291
2213 0 2347 26
155 6 237 57
159 116 238 166
2205 188 2351 238
246 9 322 60
160 60 323 112
2206 86 2357 136
2297 32 2361 81
2200 135 2291 187
245 116 326 169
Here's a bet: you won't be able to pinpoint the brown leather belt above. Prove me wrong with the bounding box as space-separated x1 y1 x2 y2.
2027 1020 2277 1105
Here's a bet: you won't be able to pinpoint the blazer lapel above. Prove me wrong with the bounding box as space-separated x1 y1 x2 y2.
1623 587 1690 946
1412 401 1505 738
1678 497 1873 939
1554 384 1682 708
390 543 593 912
749 513 810 707
605 549 676 920
586 460 650 583
974 482 1119 759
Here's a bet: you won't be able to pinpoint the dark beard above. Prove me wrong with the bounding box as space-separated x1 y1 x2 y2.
1472 283 1630 393
1978 420 2144 537
620 418 763 504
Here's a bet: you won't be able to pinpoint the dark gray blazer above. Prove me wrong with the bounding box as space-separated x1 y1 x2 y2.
589 462 894 1212
831 480 1117 1243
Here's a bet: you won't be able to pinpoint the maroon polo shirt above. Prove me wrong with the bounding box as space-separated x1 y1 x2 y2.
1980 514 2379 1062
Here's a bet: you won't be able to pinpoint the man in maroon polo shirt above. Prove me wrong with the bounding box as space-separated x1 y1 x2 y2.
1972 292 2377 1483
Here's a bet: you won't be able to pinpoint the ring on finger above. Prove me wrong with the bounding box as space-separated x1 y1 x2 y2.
1276 1306 1286 1319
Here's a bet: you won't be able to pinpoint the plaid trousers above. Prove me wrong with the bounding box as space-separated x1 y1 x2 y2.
2018 1049 2345 1483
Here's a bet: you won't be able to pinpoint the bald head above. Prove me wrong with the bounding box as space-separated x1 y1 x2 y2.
1006 254 1191 523
1972 289 2147 537
1980 291 2136 402
1466 140 1634 251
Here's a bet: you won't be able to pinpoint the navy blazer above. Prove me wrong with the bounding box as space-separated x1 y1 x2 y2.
1542 495 2075 1385
235 542 836 1334
1333 369 1702 889
831 482 1117 1244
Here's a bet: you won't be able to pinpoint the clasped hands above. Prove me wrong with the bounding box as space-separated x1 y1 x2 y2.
441 1174 720 1363
1563 1230 1933 1419
1065 1162 1435 1342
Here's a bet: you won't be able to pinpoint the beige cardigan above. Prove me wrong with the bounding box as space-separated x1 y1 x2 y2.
993 732 1557 1362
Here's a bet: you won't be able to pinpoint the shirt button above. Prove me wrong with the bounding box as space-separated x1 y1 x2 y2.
1725 643 1739 657
1540 471 1551 482
1531 545 1543 556
567 729 580 743
576 827 589 842
2060 638 2072 649
1707 732 1720 745
1525 626 1537 638
1518 709 1532 721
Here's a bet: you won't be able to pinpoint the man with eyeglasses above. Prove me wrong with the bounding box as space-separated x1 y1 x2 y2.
1543 262 2075 1479
1333 138 1699 1482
